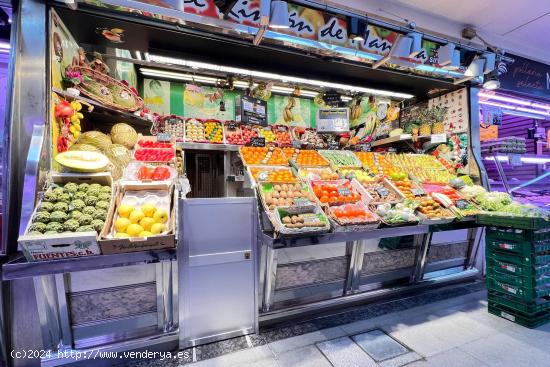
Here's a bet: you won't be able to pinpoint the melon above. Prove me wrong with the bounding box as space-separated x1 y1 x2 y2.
69 144 100 152
55 151 109 173
105 144 131 167
77 131 112 151
111 123 137 149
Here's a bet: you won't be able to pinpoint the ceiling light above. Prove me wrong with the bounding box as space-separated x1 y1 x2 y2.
465 57 485 77
483 70 500 90
134 50 142 60
270 1 289 29
348 16 368 42
437 43 455 66
483 53 496 73
408 32 423 57
391 36 413 58
479 91 550 111
147 54 414 99
479 100 550 117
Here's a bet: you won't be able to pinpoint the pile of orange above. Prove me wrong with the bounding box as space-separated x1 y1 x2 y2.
354 152 378 174
282 148 299 160
250 167 296 182
241 146 288 165
313 181 361 205
393 180 414 199
295 150 329 167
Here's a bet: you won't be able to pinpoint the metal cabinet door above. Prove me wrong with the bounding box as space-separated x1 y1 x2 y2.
179 198 257 348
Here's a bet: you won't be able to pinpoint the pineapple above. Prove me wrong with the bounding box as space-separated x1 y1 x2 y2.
419 122 431 136
432 121 445 134
430 106 448 134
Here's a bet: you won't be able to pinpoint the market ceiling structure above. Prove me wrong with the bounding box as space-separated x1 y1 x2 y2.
334 0 550 64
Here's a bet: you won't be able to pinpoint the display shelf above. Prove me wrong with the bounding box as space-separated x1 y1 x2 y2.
370 134 432 148
2 249 177 280
52 87 153 131
177 142 240 151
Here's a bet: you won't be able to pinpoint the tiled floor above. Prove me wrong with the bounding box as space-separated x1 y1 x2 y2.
127 283 550 367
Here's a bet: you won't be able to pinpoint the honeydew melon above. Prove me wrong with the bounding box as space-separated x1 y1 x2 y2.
55 151 109 173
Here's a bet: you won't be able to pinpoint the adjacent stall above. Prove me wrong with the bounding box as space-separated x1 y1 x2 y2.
1 0 548 365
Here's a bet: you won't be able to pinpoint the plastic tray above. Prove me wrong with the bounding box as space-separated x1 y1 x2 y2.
477 214 550 230
486 277 550 302
273 206 331 236
318 150 362 168
487 268 549 289
487 252 550 278
488 290 550 315
361 178 405 205
258 181 316 212
486 226 550 242
485 236 550 257
488 302 550 328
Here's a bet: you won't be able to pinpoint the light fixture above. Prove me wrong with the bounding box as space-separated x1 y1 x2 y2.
464 56 485 77
479 91 550 111
348 16 368 42
147 54 415 99
64 0 78 10
133 50 142 60
391 36 413 58
483 70 500 90
483 52 496 73
269 1 289 29
437 43 455 66
408 32 423 57
479 100 550 117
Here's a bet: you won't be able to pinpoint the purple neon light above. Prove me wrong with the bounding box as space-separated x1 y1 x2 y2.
479 91 550 112
479 100 550 117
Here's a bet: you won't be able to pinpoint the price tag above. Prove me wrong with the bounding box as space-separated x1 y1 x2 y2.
431 133 447 144
292 140 302 149
455 199 469 209
303 214 320 225
293 198 310 206
257 171 269 181
337 187 350 196
361 143 371 152
375 186 390 197
227 121 238 130
277 126 287 132
510 154 522 167
157 133 172 142
411 188 425 196
249 137 266 147
328 141 339 150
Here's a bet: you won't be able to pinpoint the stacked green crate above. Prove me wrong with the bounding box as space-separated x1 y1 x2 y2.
485 224 550 328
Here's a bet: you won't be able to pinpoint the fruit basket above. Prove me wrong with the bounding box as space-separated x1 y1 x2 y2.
160 115 185 141
257 126 277 145
285 149 330 168
134 147 176 162
247 166 297 184
327 202 380 230
319 150 362 168
296 167 339 181
184 118 224 144
122 162 176 183
66 66 144 112
361 178 405 205
18 173 114 261
273 125 292 147
290 127 327 149
392 180 426 200
310 179 371 207
411 168 456 184
273 205 330 236
258 181 317 212
100 183 175 254
239 146 289 166
137 136 174 149
241 124 260 145
224 122 244 145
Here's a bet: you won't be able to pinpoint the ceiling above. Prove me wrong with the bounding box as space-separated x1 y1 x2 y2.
332 0 550 64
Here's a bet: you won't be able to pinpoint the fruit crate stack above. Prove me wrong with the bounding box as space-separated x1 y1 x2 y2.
485 221 550 328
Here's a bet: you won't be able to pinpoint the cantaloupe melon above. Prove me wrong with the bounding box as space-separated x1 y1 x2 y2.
69 144 100 152
55 151 110 173
77 131 112 151
111 123 137 149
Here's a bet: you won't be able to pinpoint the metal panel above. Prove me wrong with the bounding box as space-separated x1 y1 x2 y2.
67 264 155 292
72 313 158 343
180 198 257 348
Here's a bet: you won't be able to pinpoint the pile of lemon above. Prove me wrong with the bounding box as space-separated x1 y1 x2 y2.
204 121 223 143
113 202 168 238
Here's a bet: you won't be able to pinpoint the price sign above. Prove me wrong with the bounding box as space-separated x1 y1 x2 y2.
227 121 238 130
292 140 302 149
249 137 266 147
257 171 269 181
431 133 447 144
328 141 339 150
375 186 390 197
157 133 172 142
316 108 350 133
411 188 425 196
338 187 350 196
293 198 310 206
455 199 469 209
361 143 371 152
277 126 287 132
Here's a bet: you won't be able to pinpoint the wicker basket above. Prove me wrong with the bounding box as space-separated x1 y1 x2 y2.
67 66 144 113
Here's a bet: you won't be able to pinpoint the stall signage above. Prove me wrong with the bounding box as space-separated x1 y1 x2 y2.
157 133 172 142
236 95 267 126
249 136 265 147
431 133 447 144
499 54 550 100
316 108 349 133
455 199 469 209
327 140 340 150
292 140 302 149
227 121 238 130
375 187 390 197
411 188 425 196
337 187 350 196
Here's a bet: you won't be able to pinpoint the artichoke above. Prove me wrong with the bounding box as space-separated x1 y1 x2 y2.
46 222 63 233
94 208 107 220
70 199 85 211
78 214 93 226
98 193 111 201
32 211 50 224
82 206 96 216
87 188 100 197
50 211 68 223
76 225 94 232
28 222 47 233
96 201 110 210
38 201 54 212
63 219 80 232
100 185 111 193
64 182 79 193
85 196 98 206
43 191 58 202
70 210 83 220
73 191 87 201
53 202 69 213
78 183 89 192
52 187 65 196
91 219 105 232
57 193 72 203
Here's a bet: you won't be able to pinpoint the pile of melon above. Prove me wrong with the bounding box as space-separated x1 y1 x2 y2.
58 123 138 179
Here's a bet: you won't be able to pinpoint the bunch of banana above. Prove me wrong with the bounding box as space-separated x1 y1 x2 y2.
313 92 326 107
350 98 363 121
283 97 295 123
69 100 83 139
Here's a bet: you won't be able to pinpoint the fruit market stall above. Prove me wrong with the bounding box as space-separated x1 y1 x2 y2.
2 1 548 365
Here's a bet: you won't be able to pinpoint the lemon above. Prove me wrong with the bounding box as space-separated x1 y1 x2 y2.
150 222 165 234
139 231 153 238
114 232 130 238
118 204 134 218
114 217 131 232
139 217 156 231
153 209 168 224
126 223 144 237
141 203 157 217
129 209 145 224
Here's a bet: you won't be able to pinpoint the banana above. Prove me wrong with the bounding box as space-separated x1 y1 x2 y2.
350 98 362 120
283 97 295 123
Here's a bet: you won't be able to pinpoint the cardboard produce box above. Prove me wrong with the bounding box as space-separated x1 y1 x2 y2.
99 183 176 254
18 173 114 262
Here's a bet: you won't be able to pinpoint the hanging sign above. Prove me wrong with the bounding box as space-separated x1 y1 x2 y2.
316 108 349 133
499 54 550 100
236 95 267 126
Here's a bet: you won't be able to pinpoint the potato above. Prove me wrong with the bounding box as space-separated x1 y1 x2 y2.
274 184 282 191
282 216 291 224
280 191 288 198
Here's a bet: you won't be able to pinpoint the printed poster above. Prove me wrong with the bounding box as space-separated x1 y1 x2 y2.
183 84 235 120
144 78 171 115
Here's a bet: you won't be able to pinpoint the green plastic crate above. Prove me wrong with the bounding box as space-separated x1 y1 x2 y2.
488 290 550 315
486 226 550 242
487 268 549 288
487 277 550 302
488 302 550 328
477 214 549 230
487 251 550 276
485 236 550 257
